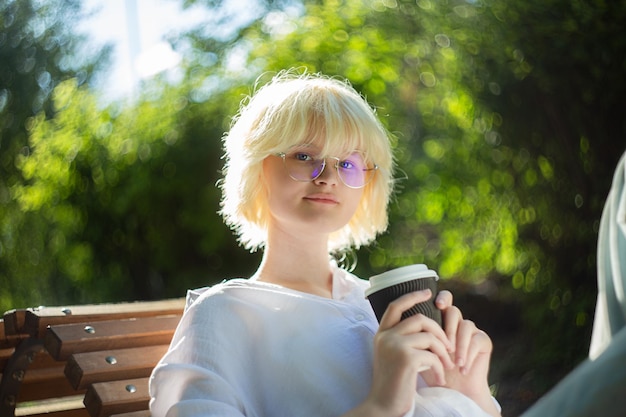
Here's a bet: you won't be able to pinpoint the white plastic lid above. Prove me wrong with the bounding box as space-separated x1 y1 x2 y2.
365 264 438 297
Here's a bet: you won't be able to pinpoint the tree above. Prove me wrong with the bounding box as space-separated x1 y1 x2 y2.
9 76 261 307
0 0 107 309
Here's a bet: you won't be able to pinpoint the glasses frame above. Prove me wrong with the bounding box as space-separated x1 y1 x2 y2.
276 151 378 189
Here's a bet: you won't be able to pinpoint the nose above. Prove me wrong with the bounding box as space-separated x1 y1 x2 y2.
313 158 339 186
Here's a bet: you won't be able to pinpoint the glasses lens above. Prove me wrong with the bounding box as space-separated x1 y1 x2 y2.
336 152 372 188
281 150 376 188
283 151 325 181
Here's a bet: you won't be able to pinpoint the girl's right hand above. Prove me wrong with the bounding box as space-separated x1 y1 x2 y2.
364 290 455 416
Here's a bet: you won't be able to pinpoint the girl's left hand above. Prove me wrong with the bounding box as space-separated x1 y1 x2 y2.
422 290 501 416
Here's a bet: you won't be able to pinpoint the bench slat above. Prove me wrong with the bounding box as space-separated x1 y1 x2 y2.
18 364 84 402
0 347 15 372
22 299 185 338
110 412 150 417
15 395 88 417
2 310 29 338
66 344 169 390
84 377 149 417
45 315 181 361
17 409 89 417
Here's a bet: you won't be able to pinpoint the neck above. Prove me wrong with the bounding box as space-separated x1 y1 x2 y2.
252 227 334 298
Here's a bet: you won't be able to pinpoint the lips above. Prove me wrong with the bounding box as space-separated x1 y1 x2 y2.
304 193 339 204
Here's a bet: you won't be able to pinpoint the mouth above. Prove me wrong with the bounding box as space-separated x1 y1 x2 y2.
304 194 339 204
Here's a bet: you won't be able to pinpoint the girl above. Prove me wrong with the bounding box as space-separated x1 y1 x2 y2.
150 70 501 417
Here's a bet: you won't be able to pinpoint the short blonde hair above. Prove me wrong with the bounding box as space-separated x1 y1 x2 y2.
219 70 395 253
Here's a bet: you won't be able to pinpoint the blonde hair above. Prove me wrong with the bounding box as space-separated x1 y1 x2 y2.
219 70 395 253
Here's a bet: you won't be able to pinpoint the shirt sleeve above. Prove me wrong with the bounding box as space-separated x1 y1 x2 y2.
149 289 250 417
590 150 626 359
413 387 495 417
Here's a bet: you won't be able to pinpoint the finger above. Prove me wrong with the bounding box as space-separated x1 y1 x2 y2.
435 290 453 310
453 319 477 367
404 330 456 370
396 313 454 353
461 330 493 374
442 305 463 351
418 350 447 386
379 290 432 330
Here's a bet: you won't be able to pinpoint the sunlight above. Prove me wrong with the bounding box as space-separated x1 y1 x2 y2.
135 41 181 79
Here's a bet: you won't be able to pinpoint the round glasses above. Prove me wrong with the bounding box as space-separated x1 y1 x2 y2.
276 150 378 189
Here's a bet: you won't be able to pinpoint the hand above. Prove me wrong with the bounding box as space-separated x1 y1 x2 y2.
421 290 500 416
364 290 455 416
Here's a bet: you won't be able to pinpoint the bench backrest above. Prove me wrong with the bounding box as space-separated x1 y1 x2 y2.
0 299 184 417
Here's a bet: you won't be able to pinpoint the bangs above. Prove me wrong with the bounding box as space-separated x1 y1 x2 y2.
266 80 385 169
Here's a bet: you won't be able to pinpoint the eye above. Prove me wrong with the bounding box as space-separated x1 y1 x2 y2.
338 159 356 170
292 152 313 162
339 153 366 171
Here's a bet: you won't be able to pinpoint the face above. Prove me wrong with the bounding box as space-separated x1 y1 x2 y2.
262 145 364 243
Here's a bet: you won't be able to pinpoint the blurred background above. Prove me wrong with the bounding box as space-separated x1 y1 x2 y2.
1 0 624 414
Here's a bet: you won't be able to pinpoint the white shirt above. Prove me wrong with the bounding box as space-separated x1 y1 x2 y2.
149 265 493 417
590 151 626 360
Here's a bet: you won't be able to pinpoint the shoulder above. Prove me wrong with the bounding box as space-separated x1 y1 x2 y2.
185 279 241 309
171 279 270 347
184 279 259 313
182 278 305 323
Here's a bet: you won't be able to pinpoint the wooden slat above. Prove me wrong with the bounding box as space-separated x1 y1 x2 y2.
66 344 169 390
2 300 182 417
2 348 78 402
15 395 88 417
0 347 15 372
2 310 29 337
17 408 89 417
84 377 149 417
23 349 63 370
1 338 73 417
17 363 84 402
44 315 181 361
23 299 185 338
110 411 150 417
1 317 30 370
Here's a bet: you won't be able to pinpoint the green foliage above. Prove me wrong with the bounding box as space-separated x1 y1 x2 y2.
234 0 526 280
0 0 106 309
4 77 259 308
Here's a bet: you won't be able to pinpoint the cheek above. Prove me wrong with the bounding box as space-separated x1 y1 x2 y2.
262 160 298 211
344 189 364 217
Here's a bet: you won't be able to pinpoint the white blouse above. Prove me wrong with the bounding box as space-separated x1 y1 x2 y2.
149 265 493 417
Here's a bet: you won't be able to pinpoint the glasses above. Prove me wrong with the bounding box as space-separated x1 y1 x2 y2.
276 150 378 189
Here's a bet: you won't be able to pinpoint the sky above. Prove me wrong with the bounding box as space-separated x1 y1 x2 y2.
79 0 212 101
79 0 298 101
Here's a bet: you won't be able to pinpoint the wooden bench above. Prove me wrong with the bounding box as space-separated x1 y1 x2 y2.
0 299 185 417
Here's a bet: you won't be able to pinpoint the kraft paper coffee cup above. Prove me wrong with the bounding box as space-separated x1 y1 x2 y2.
365 264 442 326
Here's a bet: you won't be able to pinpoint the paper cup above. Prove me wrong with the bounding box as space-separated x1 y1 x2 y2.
365 264 442 326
